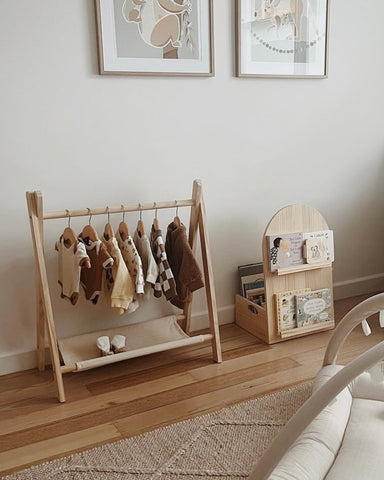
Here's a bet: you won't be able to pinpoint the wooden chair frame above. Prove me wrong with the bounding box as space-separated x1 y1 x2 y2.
248 292 384 480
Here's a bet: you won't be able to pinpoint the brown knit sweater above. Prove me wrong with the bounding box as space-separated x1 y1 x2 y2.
165 221 204 309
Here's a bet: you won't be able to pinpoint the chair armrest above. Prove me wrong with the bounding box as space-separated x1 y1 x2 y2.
247 340 384 480
323 292 384 366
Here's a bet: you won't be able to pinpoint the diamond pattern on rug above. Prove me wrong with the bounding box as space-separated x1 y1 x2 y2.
1 382 312 480
160 421 284 478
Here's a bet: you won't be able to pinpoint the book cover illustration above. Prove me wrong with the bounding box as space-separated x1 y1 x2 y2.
303 230 334 262
238 262 263 296
242 274 264 298
295 288 333 328
267 232 304 272
275 288 311 332
303 237 329 264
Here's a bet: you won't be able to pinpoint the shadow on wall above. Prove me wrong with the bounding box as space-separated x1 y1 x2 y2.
85 0 100 76
0 257 37 353
330 158 384 283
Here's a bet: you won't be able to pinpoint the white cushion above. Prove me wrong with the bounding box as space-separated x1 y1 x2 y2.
269 365 352 480
348 366 384 401
269 363 384 480
325 398 384 480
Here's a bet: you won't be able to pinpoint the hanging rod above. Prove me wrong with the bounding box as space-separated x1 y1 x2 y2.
43 198 195 220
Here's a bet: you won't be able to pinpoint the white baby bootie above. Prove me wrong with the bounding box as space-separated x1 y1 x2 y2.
111 334 127 354
97 336 113 356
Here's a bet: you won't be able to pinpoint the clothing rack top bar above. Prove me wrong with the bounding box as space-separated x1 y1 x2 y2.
43 198 195 220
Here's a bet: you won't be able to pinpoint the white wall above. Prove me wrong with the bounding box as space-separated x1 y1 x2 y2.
1 1 383 375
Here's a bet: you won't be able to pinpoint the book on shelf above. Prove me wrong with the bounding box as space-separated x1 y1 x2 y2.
295 288 333 328
303 237 329 264
275 288 311 332
238 262 263 297
267 232 304 272
246 289 265 307
303 230 334 263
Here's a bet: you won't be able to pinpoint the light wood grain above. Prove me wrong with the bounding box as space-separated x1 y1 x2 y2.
262 205 334 343
26 191 66 401
0 424 121 473
26 180 222 403
0 294 382 476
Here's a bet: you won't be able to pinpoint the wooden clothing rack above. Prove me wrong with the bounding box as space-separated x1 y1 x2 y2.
26 179 222 402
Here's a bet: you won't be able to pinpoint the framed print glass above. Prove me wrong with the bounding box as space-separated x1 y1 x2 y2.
95 0 214 76
236 0 329 78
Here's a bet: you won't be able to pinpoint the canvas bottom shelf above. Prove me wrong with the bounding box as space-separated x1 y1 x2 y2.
58 314 212 372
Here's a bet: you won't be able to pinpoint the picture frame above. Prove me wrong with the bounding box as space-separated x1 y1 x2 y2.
236 0 329 78
95 0 215 76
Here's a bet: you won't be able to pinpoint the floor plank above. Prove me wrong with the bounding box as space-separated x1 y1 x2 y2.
0 293 383 475
0 424 121 473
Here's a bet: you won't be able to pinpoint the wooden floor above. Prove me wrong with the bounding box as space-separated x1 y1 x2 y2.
1 294 383 476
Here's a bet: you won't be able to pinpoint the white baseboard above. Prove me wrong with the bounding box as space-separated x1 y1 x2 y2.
190 304 235 332
333 273 384 300
2 274 383 377
0 350 39 376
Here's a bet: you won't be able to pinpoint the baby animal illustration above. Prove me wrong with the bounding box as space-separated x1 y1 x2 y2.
122 0 192 49
254 0 315 40
123 0 146 23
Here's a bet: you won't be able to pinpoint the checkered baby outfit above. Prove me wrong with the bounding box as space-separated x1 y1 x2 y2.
150 224 177 301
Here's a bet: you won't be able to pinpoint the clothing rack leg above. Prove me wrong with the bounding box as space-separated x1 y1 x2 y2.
198 193 222 363
182 181 200 332
27 192 66 402
34 193 46 371
188 180 222 363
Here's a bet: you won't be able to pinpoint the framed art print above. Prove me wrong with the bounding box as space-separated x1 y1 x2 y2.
95 0 214 76
236 0 329 78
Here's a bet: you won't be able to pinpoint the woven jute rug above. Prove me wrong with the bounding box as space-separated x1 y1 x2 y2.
2 382 312 480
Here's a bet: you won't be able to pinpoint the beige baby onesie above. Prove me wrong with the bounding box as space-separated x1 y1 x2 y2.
56 236 90 305
102 235 135 314
79 239 113 304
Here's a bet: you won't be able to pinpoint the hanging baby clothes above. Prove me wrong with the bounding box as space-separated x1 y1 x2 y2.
115 229 144 312
150 223 177 300
115 229 145 294
78 235 113 305
55 234 90 305
133 228 159 296
102 235 135 314
165 220 204 309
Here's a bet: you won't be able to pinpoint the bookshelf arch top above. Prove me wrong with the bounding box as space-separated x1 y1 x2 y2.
263 204 330 237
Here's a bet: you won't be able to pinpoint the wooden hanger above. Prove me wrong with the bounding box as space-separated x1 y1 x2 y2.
137 219 145 238
103 207 114 241
152 218 159 230
119 206 130 241
136 204 145 238
62 211 78 247
62 227 78 248
80 209 99 245
103 223 114 241
80 224 99 244
118 221 129 241
174 202 181 227
60 220 91 267
152 203 159 230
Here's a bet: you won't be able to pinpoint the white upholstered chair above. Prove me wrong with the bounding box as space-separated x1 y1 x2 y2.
248 292 384 480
